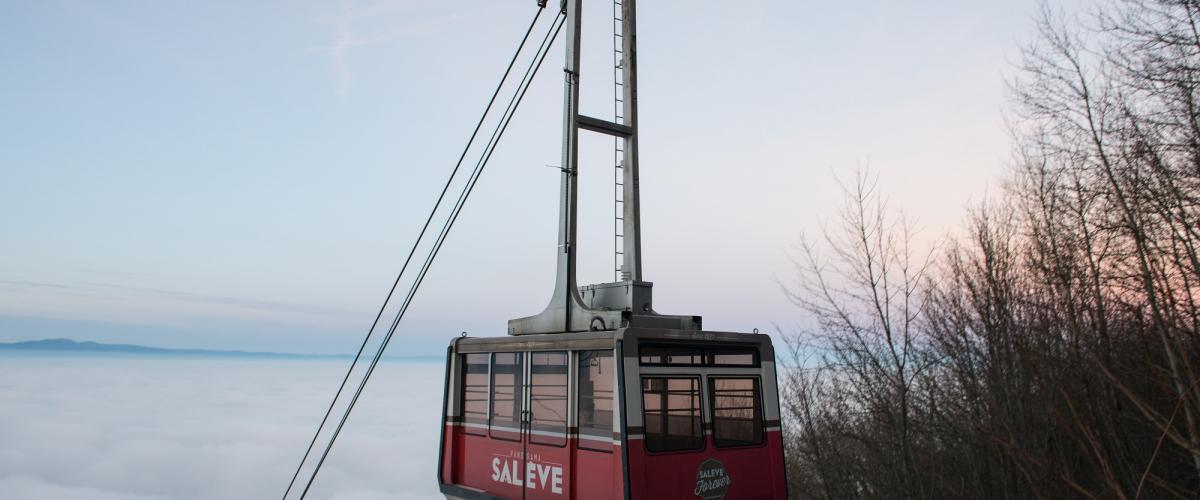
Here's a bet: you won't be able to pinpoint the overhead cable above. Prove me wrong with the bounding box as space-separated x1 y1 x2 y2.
287 8 566 499
280 5 551 500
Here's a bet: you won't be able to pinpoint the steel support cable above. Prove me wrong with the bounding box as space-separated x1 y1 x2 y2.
295 12 566 499
279 6 547 500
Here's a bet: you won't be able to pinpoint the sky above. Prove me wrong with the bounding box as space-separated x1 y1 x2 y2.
0 0 1072 356
0 353 445 499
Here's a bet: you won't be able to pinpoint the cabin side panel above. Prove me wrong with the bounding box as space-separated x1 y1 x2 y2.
619 330 788 499
441 336 626 500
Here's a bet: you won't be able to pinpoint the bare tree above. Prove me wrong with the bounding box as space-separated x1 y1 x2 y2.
780 2 1200 498
781 169 935 499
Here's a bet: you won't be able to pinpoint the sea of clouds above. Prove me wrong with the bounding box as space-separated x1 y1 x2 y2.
0 352 445 499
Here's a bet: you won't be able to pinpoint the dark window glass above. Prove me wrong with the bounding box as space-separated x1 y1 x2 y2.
460 353 489 435
639 346 702 365
709 348 757 366
490 352 523 437
578 350 614 450
529 351 568 446
710 378 763 447
641 377 703 452
639 344 760 367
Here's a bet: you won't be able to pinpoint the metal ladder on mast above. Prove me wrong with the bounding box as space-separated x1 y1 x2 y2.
613 0 628 282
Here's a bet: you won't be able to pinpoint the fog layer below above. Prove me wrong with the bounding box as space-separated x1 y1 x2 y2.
0 353 444 499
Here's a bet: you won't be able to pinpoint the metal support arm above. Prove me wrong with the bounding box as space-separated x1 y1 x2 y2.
508 0 699 335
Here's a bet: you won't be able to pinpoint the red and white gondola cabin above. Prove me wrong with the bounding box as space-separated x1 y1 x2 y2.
438 329 787 499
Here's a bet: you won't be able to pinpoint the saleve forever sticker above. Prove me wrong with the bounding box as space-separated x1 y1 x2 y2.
694 458 731 499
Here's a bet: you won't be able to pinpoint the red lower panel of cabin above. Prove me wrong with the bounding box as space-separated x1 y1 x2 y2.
441 424 623 499
442 425 785 499
625 430 787 500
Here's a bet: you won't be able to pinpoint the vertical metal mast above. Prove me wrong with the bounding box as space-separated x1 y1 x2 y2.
614 0 642 282
551 0 585 332
508 0 699 335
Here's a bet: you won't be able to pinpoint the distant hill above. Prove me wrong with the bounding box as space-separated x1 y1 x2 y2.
0 338 348 359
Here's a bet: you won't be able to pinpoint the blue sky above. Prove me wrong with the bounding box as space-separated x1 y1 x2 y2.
1 0 1068 355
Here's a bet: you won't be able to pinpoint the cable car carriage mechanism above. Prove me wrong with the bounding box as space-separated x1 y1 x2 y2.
437 1 788 498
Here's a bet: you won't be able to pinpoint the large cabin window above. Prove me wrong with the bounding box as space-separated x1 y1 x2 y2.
578 350 614 451
641 377 704 452
490 352 523 439
529 351 568 446
710 377 764 447
460 353 489 435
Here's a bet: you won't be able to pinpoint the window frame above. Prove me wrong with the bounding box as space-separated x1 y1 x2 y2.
460 352 490 436
707 375 766 449
639 375 707 454
527 350 569 447
576 349 616 453
488 351 524 442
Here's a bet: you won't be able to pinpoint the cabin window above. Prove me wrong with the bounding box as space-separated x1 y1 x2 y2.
710 377 764 447
490 352 524 439
639 344 759 367
529 351 568 446
641 377 704 452
460 353 489 435
639 346 702 366
578 350 614 451
709 347 758 366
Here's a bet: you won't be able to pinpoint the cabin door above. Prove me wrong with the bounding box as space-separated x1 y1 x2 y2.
521 351 570 499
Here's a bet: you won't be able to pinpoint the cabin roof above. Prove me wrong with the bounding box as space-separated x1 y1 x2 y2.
450 327 774 361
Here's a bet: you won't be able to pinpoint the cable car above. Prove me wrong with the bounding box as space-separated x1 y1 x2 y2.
438 1 787 498
439 329 787 499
